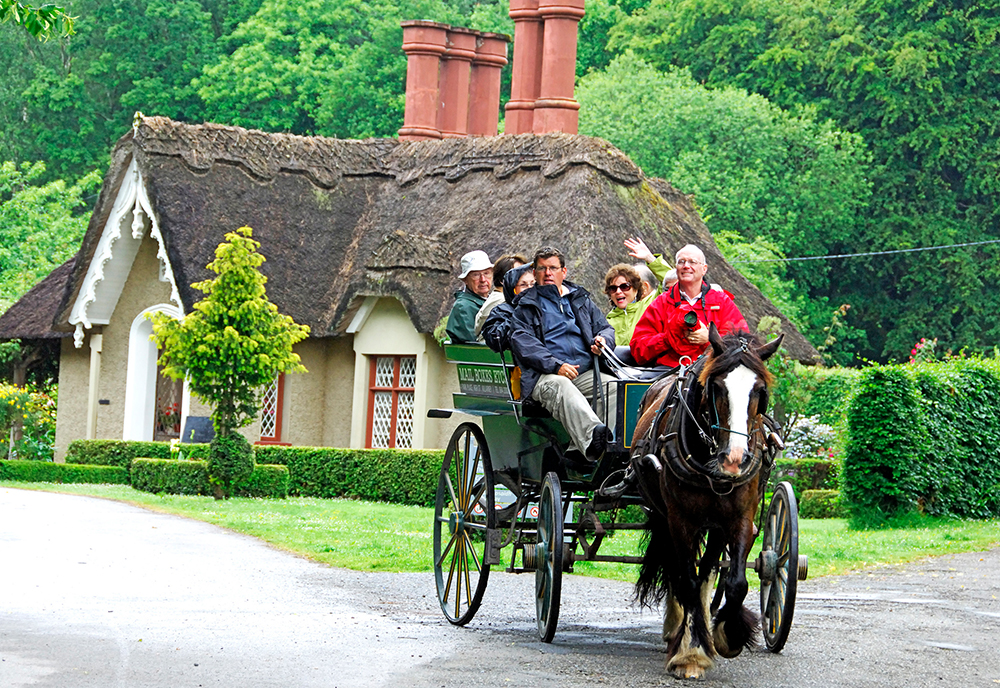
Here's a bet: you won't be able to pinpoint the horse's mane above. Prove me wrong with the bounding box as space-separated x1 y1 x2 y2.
697 330 773 389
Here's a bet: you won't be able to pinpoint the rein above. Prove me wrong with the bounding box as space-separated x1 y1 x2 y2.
645 353 766 494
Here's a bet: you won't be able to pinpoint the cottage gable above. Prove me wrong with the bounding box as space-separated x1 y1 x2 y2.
67 157 183 348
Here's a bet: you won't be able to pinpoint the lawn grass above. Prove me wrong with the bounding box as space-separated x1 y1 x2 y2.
3 482 998 582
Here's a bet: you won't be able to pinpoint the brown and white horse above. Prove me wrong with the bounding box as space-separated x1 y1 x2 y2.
631 325 782 679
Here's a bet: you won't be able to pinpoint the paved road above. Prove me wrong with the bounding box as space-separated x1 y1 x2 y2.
1 488 998 687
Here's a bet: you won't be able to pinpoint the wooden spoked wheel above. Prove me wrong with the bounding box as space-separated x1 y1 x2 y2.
433 423 496 626
759 481 800 653
535 471 564 643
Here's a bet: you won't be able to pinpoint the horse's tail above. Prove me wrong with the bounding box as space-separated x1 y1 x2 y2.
634 508 671 609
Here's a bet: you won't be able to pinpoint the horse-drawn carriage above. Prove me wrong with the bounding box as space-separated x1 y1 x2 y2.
428 330 808 677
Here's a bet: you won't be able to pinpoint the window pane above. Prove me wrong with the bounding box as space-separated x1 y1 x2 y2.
371 391 393 448
374 357 395 388
395 391 414 449
260 375 279 439
399 357 416 389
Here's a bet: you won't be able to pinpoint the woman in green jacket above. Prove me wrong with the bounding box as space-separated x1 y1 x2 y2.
605 238 672 346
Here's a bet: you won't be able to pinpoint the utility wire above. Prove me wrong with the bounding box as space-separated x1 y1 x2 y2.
729 238 1000 264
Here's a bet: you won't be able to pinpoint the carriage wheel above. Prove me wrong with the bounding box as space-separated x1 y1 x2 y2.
759 481 800 653
433 423 496 626
535 471 564 643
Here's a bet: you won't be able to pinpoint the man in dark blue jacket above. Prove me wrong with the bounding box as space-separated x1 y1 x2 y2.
509 247 616 462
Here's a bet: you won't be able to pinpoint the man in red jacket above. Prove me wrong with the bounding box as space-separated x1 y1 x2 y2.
630 245 748 367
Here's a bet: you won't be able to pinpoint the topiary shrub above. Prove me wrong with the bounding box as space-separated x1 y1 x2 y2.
0 459 128 484
208 433 255 499
799 490 846 519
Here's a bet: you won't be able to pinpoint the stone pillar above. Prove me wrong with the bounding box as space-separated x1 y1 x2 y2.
87 333 102 440
468 33 510 136
533 0 585 135
436 27 478 138
399 21 448 141
504 0 544 135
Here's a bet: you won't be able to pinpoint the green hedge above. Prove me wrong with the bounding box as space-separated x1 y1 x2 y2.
254 445 443 506
236 464 290 499
65 440 210 473
843 359 1000 519
774 458 838 496
62 441 441 505
132 458 209 495
0 460 128 484
801 368 859 425
131 458 289 498
799 490 846 519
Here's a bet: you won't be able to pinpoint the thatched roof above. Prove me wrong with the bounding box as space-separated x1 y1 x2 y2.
0 259 74 340
27 116 815 360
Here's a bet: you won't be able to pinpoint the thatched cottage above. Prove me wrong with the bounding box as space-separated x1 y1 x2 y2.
0 115 816 460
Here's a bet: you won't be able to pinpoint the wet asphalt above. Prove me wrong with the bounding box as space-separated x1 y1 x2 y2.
1 487 998 688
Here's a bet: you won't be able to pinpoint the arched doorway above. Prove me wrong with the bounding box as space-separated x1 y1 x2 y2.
123 305 184 441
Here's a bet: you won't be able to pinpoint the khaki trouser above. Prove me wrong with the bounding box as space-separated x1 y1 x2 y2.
531 368 618 454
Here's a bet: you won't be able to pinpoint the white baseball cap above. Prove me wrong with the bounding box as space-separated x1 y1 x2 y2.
458 250 493 278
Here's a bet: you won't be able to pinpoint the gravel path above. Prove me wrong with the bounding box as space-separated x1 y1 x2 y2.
2 487 998 687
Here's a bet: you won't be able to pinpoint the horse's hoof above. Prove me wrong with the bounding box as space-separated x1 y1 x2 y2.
671 664 707 680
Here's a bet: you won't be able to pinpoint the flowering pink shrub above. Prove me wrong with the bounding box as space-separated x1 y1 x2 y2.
908 337 938 364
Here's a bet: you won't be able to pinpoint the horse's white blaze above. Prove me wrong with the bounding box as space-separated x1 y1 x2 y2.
722 365 757 469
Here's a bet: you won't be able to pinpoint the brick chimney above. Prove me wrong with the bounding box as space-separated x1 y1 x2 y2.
399 21 510 141
399 21 448 140
504 0 585 135
532 0 585 134
505 0 544 135
468 33 511 136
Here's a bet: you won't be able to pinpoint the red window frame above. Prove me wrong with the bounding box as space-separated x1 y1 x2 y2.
366 356 416 448
257 373 288 445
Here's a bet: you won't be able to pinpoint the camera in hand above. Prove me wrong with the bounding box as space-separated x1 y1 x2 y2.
683 311 699 329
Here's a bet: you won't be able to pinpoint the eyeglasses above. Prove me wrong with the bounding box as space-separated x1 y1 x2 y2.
676 259 704 267
606 283 633 294
535 265 563 274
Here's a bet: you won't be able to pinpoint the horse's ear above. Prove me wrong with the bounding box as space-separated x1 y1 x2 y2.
708 322 724 357
756 333 784 361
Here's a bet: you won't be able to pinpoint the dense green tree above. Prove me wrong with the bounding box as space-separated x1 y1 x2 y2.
0 160 100 310
577 53 872 346
197 0 468 137
612 0 1000 361
1 0 73 38
0 0 227 180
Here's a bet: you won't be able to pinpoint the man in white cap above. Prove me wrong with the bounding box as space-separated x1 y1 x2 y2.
446 250 493 343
